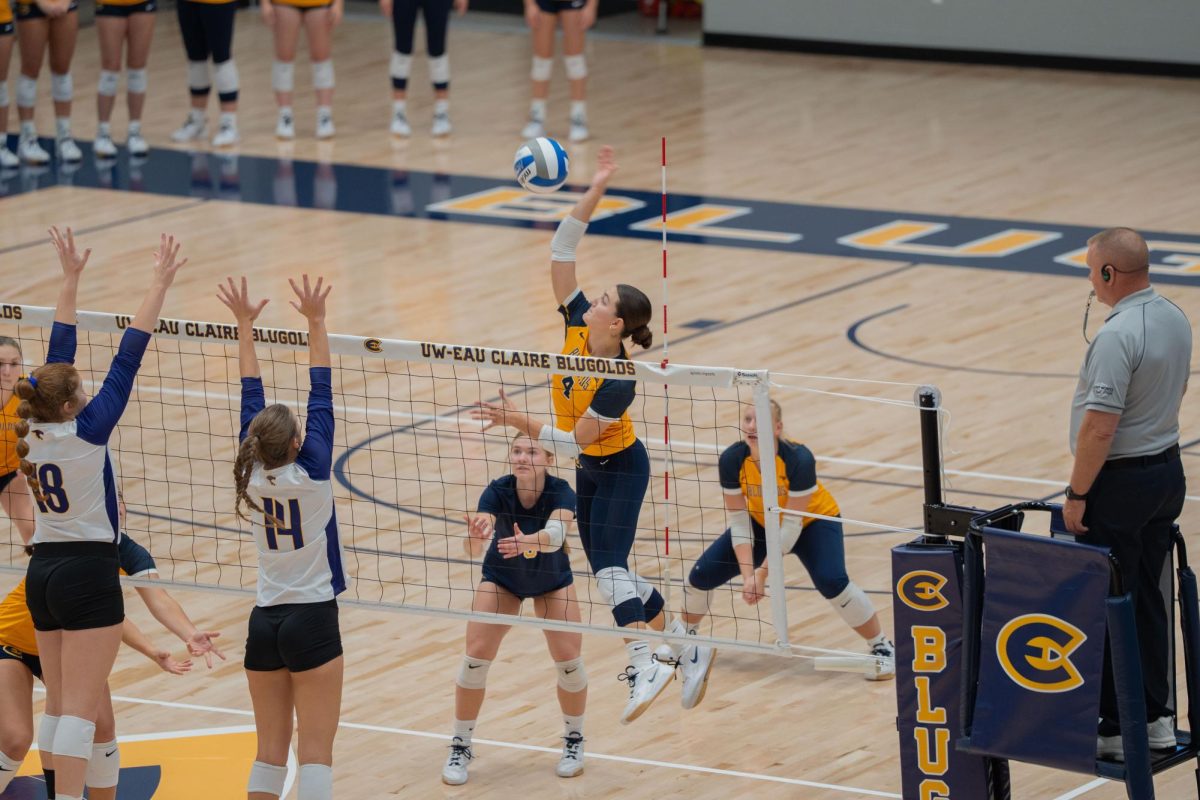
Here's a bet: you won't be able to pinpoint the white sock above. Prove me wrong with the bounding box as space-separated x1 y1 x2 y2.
626 640 653 671
55 117 71 139
867 632 890 648
530 98 546 120
392 99 407 114
434 99 449 115
278 104 293 117
452 719 475 745
20 120 36 137
97 121 112 137
219 111 237 128
317 105 332 119
297 763 332 800
189 108 206 123
664 617 687 656
570 100 586 120
128 120 141 136
563 714 584 738
56 795 83 800
0 749 20 790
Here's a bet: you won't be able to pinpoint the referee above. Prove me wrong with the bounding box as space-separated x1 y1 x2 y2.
1063 227 1191 760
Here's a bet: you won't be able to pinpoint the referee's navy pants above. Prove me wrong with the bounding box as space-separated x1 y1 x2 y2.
1078 450 1185 735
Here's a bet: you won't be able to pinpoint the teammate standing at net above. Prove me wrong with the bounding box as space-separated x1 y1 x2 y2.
220 274 346 800
677 400 895 706
380 0 465 137
13 227 187 800
475 146 682 725
261 0 342 140
92 0 157 159
442 433 586 785
171 0 240 147
13 0 82 164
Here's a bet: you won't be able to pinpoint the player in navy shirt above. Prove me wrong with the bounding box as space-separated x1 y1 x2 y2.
442 434 587 785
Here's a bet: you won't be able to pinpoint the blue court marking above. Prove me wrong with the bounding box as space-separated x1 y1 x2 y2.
4 138 1200 285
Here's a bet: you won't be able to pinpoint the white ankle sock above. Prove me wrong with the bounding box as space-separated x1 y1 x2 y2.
452 718 475 744
55 117 71 139
393 99 407 114
97 121 112 137
530 98 546 119
563 714 584 738
570 100 586 119
128 120 141 136
868 632 889 647
434 99 449 115
626 640 653 670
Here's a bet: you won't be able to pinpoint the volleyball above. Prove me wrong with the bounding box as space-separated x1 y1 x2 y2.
513 137 570 193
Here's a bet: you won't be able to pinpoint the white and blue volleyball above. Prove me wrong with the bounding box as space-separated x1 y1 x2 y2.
514 137 570 194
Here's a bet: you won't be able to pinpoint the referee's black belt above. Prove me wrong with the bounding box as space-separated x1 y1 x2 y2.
1103 444 1180 471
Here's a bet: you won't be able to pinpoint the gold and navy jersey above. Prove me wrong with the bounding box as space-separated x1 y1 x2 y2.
552 289 637 458
0 393 20 475
0 0 13 27
718 438 840 528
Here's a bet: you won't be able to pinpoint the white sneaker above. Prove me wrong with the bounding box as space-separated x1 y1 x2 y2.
867 639 896 681
568 114 589 143
441 737 473 785
56 137 83 162
391 108 412 137
315 109 335 140
556 733 584 778
127 133 149 157
431 111 451 137
212 118 238 148
678 642 716 709
19 134 50 165
1097 733 1123 761
618 661 674 725
171 113 207 143
93 133 118 158
1149 716 1176 750
0 146 18 169
521 116 545 139
275 109 295 140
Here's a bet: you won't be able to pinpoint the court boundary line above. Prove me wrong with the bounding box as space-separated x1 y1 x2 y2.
0 197 208 257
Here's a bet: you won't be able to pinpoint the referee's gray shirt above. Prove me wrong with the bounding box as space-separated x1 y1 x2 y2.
1071 287 1192 457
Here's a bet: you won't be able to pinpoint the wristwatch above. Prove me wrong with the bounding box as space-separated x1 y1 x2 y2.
1065 486 1089 501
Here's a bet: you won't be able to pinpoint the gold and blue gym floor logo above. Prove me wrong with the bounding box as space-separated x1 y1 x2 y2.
3 725 292 799
995 613 1087 693
895 569 949 612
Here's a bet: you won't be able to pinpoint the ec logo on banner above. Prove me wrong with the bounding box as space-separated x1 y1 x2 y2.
896 570 949 612
996 613 1087 693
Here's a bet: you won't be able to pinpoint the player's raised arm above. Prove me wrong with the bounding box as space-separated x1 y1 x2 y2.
550 145 617 305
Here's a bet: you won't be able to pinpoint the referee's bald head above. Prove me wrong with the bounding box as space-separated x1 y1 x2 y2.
1088 227 1150 276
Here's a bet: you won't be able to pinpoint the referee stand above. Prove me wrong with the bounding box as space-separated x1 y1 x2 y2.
891 388 1200 800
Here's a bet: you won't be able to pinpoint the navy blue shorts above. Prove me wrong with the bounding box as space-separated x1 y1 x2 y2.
0 470 17 494
481 567 572 601
575 439 649 574
536 0 586 11
0 642 42 680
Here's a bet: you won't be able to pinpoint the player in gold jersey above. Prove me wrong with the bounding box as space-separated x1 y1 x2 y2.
13 0 82 164
260 0 343 139
0 336 35 543
475 146 685 726
92 0 159 158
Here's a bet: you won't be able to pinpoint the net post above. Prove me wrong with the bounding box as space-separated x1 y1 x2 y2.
754 376 790 649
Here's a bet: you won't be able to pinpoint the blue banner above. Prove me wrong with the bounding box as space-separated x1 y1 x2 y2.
893 543 994 799
967 528 1110 772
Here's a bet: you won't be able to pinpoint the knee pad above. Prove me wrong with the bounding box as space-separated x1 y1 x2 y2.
555 657 587 693
247 760 288 796
428 54 449 89
311 59 335 91
0 82 8 108
126 68 148 94
37 714 60 755
631 573 664 621
830 581 875 628
297 763 333 800
16 75 37 109
390 51 411 89
50 72 73 103
563 54 587 81
0 749 22 791
531 55 553 82
272 60 295 93
682 584 713 617
97 70 120 97
594 566 638 608
187 60 211 93
455 655 491 690
51 715 95 760
214 59 239 102
85 739 120 789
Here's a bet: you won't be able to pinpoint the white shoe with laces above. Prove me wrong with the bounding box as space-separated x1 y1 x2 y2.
1 145 21 169
212 117 239 148
431 110 451 137
866 639 896 681
1149 715 1176 750
127 133 149 157
56 136 83 162
171 113 207 143
441 737 473 785
391 108 412 137
93 133 117 158
275 109 295 140
18 133 49 165
556 733 584 778
521 116 545 139
315 109 335 140
618 661 674 725
568 114 589 143
678 641 716 709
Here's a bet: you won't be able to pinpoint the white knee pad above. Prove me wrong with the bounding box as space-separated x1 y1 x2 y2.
531 55 553 82
271 60 294 93
16 75 37 109
97 70 120 97
594 566 638 608
682 584 713 617
247 760 288 796
0 749 22 791
187 60 210 91
428 54 449 85
297 763 333 800
311 60 335 91
86 739 120 789
214 60 239 95
563 54 587 81
51 715 95 760
0 82 8 108
390 51 412 80
555 657 587 693
50 72 73 103
455 655 491 690
631 572 656 603
126 68 148 94
37 714 60 754
831 582 876 628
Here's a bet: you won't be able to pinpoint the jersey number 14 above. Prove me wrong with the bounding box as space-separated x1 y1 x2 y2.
262 497 304 551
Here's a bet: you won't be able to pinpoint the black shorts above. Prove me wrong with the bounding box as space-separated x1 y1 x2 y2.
536 0 586 11
0 470 17 493
25 542 124 632
245 599 341 673
15 0 79 20
95 0 156 16
0 642 43 679
0 21 13 35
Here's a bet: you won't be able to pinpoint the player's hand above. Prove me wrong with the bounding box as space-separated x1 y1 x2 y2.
49 226 91 279
471 387 517 431
1063 497 1088 535
154 649 194 675
498 522 538 558
186 630 227 669
465 513 494 542
217 276 270 326
151 234 188 289
378 0 391 15
523 0 539 29
592 146 618 186
288 274 332 322
741 572 766 606
453 0 467 15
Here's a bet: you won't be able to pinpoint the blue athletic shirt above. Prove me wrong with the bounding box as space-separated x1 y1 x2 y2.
478 474 576 596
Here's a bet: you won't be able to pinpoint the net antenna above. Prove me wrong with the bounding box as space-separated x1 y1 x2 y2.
659 136 676 612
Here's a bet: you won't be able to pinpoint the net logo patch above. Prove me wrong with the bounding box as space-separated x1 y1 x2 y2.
896 570 949 612
996 613 1087 693
364 338 383 353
